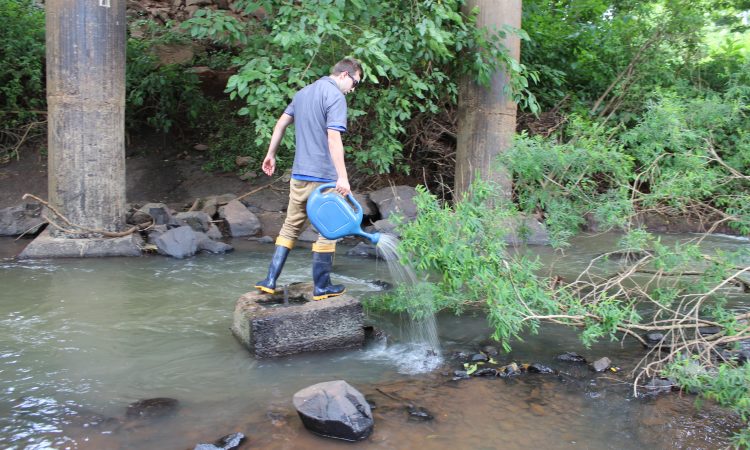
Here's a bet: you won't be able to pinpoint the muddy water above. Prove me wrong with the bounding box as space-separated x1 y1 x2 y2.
0 233 748 449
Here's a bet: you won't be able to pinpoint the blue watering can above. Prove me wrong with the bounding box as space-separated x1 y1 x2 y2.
306 183 381 245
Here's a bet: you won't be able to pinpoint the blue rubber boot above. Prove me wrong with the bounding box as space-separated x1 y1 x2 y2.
312 251 345 300
255 245 290 294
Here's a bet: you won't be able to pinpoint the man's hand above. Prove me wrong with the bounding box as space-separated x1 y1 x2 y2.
262 113 293 177
262 155 276 176
336 177 351 196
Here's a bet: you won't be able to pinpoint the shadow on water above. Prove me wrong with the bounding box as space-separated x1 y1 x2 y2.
0 233 747 448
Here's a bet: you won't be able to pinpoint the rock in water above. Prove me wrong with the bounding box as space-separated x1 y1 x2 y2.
154 225 198 258
194 432 246 450
293 380 373 442
527 363 555 374
556 352 587 363
125 397 179 419
592 357 612 372
407 405 434 421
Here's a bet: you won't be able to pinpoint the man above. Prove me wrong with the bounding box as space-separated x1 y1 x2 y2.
255 58 362 300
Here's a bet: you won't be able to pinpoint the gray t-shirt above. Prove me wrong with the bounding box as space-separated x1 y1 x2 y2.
284 76 347 181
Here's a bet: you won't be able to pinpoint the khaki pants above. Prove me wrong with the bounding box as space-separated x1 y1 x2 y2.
276 178 337 252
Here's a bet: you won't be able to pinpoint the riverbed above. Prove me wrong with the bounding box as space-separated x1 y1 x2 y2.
1 233 748 449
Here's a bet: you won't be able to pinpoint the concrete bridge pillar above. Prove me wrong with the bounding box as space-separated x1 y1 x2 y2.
20 0 141 258
455 0 522 200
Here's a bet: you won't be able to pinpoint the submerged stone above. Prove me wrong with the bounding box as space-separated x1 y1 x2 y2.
451 351 471 361
644 377 675 395
470 353 489 362
125 397 179 419
498 362 521 377
474 367 499 377
556 352 587 364
368 279 393 291
453 370 470 379
407 405 434 421
194 432 246 450
293 380 373 442
644 332 667 348
527 363 555 374
591 357 612 372
481 345 499 356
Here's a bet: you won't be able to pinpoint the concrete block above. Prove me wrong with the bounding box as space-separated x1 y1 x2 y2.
18 228 143 258
231 283 364 358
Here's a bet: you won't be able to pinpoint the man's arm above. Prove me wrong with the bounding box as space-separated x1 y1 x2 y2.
262 113 294 176
327 129 350 196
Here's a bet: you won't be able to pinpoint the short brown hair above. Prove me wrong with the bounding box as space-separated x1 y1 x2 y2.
331 58 363 79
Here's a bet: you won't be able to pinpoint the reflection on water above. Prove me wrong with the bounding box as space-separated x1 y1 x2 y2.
0 233 747 449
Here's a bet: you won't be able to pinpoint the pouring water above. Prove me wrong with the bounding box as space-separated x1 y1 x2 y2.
366 234 443 374
306 185 443 373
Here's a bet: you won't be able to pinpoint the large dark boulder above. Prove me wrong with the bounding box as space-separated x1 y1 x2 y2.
219 200 261 237
501 216 550 246
195 232 233 254
293 380 373 442
0 202 45 236
351 192 378 218
136 202 172 226
174 211 212 232
154 225 198 258
369 186 418 220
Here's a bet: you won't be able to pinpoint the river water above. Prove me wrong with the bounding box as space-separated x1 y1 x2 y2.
0 233 748 449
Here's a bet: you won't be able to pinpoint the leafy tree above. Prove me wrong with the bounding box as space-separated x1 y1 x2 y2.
372 79 750 440
182 0 539 175
521 0 745 119
125 20 210 134
0 0 45 124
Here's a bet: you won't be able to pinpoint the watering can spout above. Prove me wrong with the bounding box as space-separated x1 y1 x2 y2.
307 183 382 245
359 231 381 245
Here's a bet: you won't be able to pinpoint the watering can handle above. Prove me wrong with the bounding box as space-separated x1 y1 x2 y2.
316 182 363 215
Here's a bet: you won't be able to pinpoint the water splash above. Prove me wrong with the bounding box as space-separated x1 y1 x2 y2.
368 234 443 374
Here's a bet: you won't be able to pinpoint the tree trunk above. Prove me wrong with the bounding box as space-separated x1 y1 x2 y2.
46 0 127 235
455 0 522 200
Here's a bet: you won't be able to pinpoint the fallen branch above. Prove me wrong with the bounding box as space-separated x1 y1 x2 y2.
22 193 153 238
230 176 286 204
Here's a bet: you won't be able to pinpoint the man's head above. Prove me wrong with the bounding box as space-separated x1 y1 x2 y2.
331 58 363 95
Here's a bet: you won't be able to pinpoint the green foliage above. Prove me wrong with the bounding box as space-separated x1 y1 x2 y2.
521 0 747 117
125 21 209 133
182 9 249 45
369 181 556 349
501 117 635 246
200 103 293 173
0 0 45 127
185 0 539 174
504 85 750 240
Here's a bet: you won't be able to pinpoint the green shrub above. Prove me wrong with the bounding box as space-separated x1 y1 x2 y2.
125 21 209 134
0 0 45 127
182 0 539 175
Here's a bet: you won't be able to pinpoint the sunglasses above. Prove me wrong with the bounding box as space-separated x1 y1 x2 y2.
346 72 360 88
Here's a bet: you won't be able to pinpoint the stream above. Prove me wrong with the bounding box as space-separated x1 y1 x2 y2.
0 233 748 449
